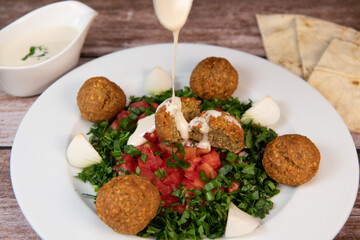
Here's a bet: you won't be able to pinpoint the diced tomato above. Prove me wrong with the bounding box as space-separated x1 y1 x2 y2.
184 160 195 172
181 178 199 190
137 150 163 171
117 110 130 120
136 143 149 153
151 102 159 109
183 169 204 188
154 178 172 196
143 130 158 143
227 180 240 193
110 110 130 130
161 193 184 213
158 141 173 157
135 113 147 123
196 146 211 155
150 154 164 171
128 99 150 109
184 146 197 160
201 150 221 170
184 169 197 180
172 203 186 214
139 168 155 182
188 156 202 166
137 144 164 170
162 194 178 205
193 176 205 188
196 162 218 179
184 156 202 172
162 166 183 187
110 120 119 130
118 154 137 173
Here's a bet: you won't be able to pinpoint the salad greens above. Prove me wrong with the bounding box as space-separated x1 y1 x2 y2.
77 86 279 239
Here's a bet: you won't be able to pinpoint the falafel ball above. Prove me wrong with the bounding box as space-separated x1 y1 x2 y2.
77 76 126 123
96 174 161 235
190 57 238 100
155 97 201 143
262 134 321 186
189 110 245 153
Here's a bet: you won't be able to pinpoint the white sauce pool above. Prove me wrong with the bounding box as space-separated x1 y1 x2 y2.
0 26 78 67
127 114 156 147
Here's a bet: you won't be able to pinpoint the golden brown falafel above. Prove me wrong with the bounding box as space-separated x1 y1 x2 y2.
262 134 321 186
155 97 201 143
180 97 202 122
77 76 126 123
189 110 245 153
190 57 238 100
96 174 160 235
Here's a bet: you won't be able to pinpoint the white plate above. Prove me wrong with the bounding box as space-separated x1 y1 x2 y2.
11 43 359 240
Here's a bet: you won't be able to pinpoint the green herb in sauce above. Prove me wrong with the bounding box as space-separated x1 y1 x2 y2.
22 45 48 61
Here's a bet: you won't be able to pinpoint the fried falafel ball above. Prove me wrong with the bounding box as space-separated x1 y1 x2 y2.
190 57 238 100
96 175 161 235
77 76 126 123
155 97 201 143
189 110 245 153
262 134 321 186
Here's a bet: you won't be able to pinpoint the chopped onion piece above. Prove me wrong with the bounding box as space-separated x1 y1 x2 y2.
145 66 172 95
225 202 261 238
67 133 102 168
241 96 280 127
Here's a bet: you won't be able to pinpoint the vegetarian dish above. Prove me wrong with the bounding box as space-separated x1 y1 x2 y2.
67 56 321 239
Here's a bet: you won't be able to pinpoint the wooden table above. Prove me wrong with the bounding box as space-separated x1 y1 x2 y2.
1 0 359 239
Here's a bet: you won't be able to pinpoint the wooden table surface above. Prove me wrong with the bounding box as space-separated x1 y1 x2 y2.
1 0 359 239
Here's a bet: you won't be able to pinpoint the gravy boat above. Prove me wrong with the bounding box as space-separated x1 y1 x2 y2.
0 1 97 97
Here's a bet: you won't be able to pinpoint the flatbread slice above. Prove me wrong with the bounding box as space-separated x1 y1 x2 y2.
256 14 303 78
297 16 360 79
308 39 360 133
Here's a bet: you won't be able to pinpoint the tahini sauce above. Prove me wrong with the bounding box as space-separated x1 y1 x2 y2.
127 114 156 146
153 0 193 140
128 0 193 146
0 26 78 67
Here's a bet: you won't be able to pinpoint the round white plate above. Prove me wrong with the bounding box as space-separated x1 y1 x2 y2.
11 43 359 240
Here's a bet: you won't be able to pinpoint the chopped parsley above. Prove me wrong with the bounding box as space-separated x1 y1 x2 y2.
76 87 280 239
166 143 191 170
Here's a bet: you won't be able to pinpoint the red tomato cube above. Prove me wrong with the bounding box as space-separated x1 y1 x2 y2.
128 99 149 109
201 150 221 170
139 168 155 183
197 162 218 179
118 154 137 173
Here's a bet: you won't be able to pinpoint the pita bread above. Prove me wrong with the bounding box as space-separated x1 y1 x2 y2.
296 17 360 79
308 39 360 133
256 14 303 78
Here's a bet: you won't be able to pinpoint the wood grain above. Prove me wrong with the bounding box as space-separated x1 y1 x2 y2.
0 0 359 239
